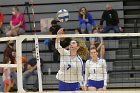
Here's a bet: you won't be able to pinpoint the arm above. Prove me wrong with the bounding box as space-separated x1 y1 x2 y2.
31 64 37 71
100 11 106 26
14 21 23 28
55 37 65 55
97 37 104 50
84 60 89 87
14 14 24 28
78 17 85 25
77 57 84 87
27 64 37 73
103 59 107 87
90 38 96 48
55 28 67 55
114 10 119 25
10 21 13 28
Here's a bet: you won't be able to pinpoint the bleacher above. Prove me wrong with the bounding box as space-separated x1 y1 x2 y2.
0 0 140 91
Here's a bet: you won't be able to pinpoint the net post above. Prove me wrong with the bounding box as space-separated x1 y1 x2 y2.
16 36 26 93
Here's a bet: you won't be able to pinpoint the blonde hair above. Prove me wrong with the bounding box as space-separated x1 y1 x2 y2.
77 40 89 60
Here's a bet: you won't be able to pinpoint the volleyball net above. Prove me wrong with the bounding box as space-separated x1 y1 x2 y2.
0 33 140 93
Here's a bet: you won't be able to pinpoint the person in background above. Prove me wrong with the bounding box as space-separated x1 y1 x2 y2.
48 20 61 51
0 8 4 33
90 25 105 58
6 52 27 91
23 49 43 91
6 6 25 36
1 40 15 92
3 57 14 92
3 40 15 64
100 4 122 33
78 7 95 34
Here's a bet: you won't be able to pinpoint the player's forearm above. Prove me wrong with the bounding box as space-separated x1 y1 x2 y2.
55 38 65 55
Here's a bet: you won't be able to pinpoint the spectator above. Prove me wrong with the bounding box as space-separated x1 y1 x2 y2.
6 6 25 36
3 57 14 92
23 49 43 91
100 4 121 33
3 40 15 64
0 8 4 33
90 25 105 58
48 20 61 51
78 7 95 34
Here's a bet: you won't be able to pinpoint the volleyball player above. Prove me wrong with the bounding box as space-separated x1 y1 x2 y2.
55 28 86 91
84 47 107 91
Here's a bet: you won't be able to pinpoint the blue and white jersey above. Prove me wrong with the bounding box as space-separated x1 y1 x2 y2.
55 41 84 86
84 58 107 86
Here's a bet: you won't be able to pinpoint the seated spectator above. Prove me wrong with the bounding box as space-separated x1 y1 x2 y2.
6 6 25 36
3 57 14 92
48 20 61 51
78 7 95 34
0 8 4 33
3 40 15 64
100 4 122 33
90 25 105 58
23 49 43 91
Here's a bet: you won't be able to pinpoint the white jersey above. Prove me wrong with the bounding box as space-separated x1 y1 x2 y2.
55 41 84 86
84 58 107 86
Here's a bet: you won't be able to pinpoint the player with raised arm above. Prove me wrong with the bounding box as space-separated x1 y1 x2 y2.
84 47 107 91
55 28 87 91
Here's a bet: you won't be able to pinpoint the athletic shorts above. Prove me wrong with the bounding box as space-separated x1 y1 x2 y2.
87 79 104 89
3 79 11 84
58 81 80 91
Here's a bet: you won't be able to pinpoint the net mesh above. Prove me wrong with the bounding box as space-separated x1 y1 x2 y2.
0 33 140 92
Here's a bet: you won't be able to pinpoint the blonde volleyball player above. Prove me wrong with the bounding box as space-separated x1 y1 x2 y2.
55 28 85 91
84 47 107 91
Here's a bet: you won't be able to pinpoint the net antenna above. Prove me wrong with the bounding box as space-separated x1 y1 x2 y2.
29 0 43 92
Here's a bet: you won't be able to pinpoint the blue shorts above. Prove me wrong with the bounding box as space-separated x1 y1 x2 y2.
58 81 80 91
87 80 104 89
